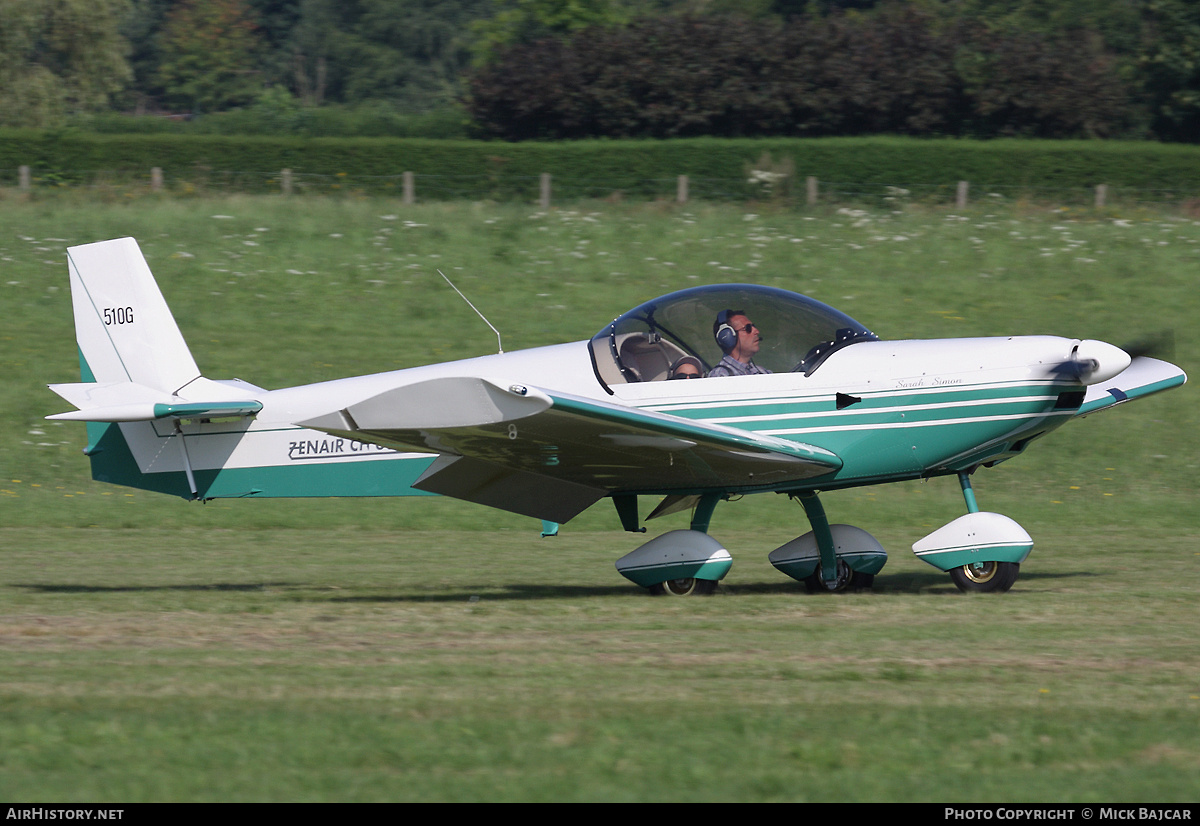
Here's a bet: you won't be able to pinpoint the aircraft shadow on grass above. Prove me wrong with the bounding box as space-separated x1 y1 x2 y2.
11 582 297 594
321 568 1099 603
10 568 1096 604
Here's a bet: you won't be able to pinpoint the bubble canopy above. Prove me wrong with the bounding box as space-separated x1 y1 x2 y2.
589 284 877 387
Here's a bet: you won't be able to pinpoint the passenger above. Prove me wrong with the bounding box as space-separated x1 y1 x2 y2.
708 309 771 377
668 356 703 380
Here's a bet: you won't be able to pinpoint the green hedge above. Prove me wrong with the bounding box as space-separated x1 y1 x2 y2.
3 131 1199 201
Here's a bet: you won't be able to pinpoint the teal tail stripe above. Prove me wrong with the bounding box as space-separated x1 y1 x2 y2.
153 402 263 419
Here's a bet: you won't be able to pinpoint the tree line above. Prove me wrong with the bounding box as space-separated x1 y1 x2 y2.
3 0 1199 143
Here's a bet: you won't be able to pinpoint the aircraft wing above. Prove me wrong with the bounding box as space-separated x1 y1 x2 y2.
1075 357 1187 417
298 377 842 522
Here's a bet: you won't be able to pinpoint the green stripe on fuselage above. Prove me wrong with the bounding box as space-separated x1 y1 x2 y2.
649 382 1063 423
646 381 1077 482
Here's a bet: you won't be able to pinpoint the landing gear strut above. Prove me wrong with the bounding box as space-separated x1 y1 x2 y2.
768 492 888 591
614 494 731 595
803 558 876 593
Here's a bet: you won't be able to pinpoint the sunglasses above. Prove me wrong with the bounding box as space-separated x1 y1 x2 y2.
669 372 701 379
735 323 756 334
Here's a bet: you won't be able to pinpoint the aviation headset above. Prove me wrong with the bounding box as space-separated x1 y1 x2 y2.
714 309 743 354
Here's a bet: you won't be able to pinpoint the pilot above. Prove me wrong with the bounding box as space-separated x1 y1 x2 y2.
708 309 771 377
668 355 703 380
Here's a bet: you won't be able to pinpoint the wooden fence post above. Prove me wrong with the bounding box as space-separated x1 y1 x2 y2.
956 181 969 209
281 169 292 195
151 167 163 192
677 174 688 204
19 165 31 191
403 171 414 205
1095 184 1108 208
540 173 551 209
806 176 818 206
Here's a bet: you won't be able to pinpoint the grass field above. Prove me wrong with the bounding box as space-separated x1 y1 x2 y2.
1 192 1197 801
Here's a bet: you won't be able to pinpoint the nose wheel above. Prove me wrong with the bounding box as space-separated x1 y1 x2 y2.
911 474 1031 594
949 561 1019 593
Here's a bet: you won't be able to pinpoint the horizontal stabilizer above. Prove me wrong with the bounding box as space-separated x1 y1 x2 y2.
47 381 262 422
1075 357 1186 417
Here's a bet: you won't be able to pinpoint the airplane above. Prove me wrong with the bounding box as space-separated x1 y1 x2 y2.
48 237 1186 596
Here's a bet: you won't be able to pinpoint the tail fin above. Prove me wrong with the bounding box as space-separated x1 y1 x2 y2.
66 237 200 392
50 238 264 424
48 237 439 502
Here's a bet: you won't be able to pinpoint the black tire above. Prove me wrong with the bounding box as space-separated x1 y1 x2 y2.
803 560 873 593
648 577 718 596
949 561 1019 593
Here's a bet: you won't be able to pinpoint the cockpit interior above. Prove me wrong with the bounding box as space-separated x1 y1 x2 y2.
589 284 877 389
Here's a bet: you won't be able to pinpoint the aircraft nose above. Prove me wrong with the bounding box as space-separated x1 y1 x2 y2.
1072 339 1132 385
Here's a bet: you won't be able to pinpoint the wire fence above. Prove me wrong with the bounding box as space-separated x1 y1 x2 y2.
6 166 1199 212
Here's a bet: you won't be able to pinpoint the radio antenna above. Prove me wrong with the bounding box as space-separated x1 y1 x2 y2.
437 269 503 354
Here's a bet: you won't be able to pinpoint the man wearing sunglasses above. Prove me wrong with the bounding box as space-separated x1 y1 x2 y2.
708 309 771 377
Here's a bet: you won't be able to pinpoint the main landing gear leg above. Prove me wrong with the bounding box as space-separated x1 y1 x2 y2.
767 492 884 592
613 493 732 596
689 492 722 534
797 492 840 588
650 493 726 595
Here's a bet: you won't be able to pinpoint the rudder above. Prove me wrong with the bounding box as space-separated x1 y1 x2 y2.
67 238 200 392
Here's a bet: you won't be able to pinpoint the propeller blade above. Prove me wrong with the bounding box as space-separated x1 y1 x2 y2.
1121 331 1174 362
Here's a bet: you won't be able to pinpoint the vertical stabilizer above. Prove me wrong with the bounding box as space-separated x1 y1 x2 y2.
53 237 442 504
67 238 200 392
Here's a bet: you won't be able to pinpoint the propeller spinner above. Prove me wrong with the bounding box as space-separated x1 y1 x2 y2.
1054 339 1132 385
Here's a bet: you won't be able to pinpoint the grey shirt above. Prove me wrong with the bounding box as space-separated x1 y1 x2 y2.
707 354 772 377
